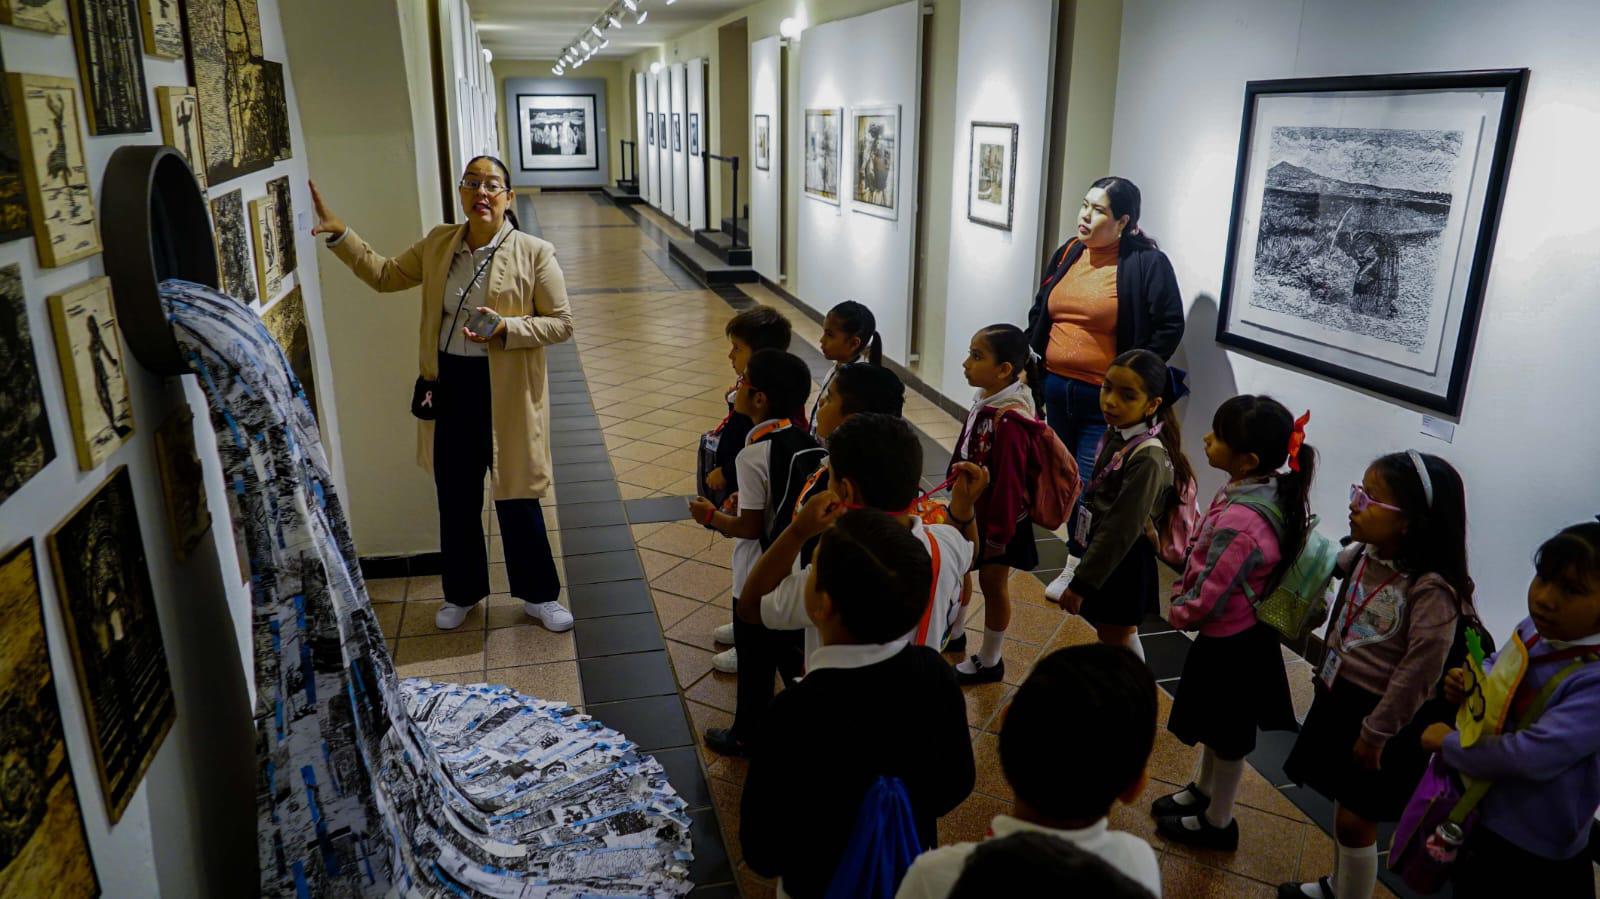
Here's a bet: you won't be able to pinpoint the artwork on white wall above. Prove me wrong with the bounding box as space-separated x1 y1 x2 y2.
1216 69 1527 415
754 114 771 171
967 121 1019 232
671 112 681 152
851 105 899 219
804 107 841 205
689 112 700 156
515 93 597 172
645 112 654 146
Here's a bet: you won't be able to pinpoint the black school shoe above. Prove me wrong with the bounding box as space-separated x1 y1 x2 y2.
1155 813 1239 851
1150 782 1210 818
703 727 752 758
953 655 1005 686
1276 877 1333 899
943 632 968 656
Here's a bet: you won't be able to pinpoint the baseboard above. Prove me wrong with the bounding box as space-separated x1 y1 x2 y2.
359 552 443 581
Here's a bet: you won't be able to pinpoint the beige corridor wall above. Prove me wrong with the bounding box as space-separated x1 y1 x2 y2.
493 59 633 186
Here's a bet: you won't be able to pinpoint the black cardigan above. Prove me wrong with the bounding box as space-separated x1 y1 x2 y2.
1026 239 1186 365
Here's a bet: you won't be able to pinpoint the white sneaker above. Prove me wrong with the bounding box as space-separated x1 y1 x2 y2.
712 647 738 674
435 603 472 630
1044 556 1081 604
712 622 736 645
525 600 575 632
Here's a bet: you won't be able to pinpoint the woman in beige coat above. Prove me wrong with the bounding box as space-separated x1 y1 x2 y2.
310 156 574 632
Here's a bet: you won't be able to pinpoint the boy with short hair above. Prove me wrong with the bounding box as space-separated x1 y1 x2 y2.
740 509 976 898
896 644 1163 898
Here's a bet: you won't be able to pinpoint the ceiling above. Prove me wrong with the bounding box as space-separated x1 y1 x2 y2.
473 0 752 62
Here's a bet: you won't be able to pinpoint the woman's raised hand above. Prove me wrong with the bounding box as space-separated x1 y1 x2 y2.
308 180 346 240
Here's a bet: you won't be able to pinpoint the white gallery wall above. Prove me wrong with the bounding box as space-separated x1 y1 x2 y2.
1113 0 1600 639
670 62 691 226
796 1 923 363
438 0 497 180
657 72 674 213
646 73 661 207
635 72 651 201
501 75 610 188
939 0 1058 401
750 36 783 281
687 59 708 232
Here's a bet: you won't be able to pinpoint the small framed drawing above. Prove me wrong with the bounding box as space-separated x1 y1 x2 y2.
671 112 681 152
1216 69 1527 415
851 105 899 220
967 122 1019 232
803 108 841 205
645 113 654 146
155 86 206 188
48 277 134 470
754 114 771 171
689 112 700 156
658 113 667 153
516 93 597 172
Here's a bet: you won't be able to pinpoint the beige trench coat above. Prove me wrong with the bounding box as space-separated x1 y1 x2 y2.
330 224 574 500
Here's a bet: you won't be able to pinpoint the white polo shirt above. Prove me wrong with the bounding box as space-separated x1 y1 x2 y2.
894 814 1162 898
730 421 780 599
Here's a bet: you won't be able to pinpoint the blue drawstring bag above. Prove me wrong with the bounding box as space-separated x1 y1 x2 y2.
825 776 922 899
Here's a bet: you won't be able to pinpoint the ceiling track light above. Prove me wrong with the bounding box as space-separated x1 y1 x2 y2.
590 23 602 38
622 0 636 10
636 9 648 23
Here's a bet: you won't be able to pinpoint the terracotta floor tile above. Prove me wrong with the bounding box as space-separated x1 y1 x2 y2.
484 624 577 668
684 670 739 714
690 540 733 570
963 681 1015 731
399 600 484 637
685 699 733 765
937 792 1009 846
970 732 1014 803
1161 802 1308 885
393 632 487 678
736 866 776 899
638 548 684 580
946 628 1042 686
367 577 407 602
604 419 661 440
618 462 685 491
1237 761 1310 821
631 522 668 542
1041 613 1100 653
618 482 655 499
1159 854 1278 898
665 639 715 689
487 661 584 708
1110 777 1177 849
1002 601 1067 645
611 440 672 463
667 602 734 651
652 590 705 630
707 775 744 867
1298 826 1335 883
643 425 702 448
707 753 748 786
372 602 403 636
407 574 445 600
651 559 731 602
485 593 569 630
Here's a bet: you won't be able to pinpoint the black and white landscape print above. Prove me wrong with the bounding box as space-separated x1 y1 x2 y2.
528 108 586 156
1248 125 1462 352
517 94 598 172
211 189 257 306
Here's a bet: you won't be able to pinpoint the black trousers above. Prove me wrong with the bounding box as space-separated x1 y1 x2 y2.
731 606 805 742
434 352 562 608
1453 826 1594 899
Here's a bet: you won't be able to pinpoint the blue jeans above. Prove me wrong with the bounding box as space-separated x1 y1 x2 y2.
1043 372 1107 555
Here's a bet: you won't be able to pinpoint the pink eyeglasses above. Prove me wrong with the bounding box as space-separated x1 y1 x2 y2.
1350 483 1403 514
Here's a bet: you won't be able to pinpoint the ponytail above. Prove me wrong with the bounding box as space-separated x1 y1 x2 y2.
976 323 1045 412
864 332 884 367
1211 395 1316 574
1110 348 1195 495
827 301 883 367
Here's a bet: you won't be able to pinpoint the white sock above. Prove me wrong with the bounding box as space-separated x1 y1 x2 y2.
1202 756 1244 827
1300 840 1341 897
978 628 1005 667
1168 751 1215 808
1333 841 1375 899
1125 632 1146 662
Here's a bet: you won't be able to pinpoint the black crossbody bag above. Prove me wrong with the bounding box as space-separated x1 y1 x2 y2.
411 237 505 420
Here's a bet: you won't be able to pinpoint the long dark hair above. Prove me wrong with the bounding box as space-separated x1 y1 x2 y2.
1109 348 1195 494
1371 452 1473 604
466 155 520 231
1090 176 1156 251
828 301 883 366
976 323 1044 412
1212 396 1316 573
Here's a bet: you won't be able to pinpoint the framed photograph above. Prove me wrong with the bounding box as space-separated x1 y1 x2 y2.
0 539 102 896
754 114 771 172
155 86 206 188
154 408 211 561
67 0 151 134
804 107 841 205
211 189 257 306
48 277 134 470
183 0 275 184
48 466 177 823
671 112 681 152
8 74 100 267
689 112 700 157
657 112 666 155
138 0 183 59
968 122 1019 232
267 175 297 275
249 195 284 302
851 105 899 220
0 264 55 508
0 0 67 32
516 93 597 172
645 112 654 146
1216 70 1527 415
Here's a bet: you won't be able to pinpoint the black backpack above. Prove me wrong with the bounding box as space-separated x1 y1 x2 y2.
759 427 826 550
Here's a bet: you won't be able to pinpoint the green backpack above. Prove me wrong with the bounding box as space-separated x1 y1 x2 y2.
1229 495 1340 642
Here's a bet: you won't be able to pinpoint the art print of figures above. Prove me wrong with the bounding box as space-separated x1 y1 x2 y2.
249 194 283 302
645 112 653 146
0 265 54 507
754 114 770 172
67 0 152 135
211 189 257 306
0 0 67 34
0 47 31 244
967 121 1019 232
260 59 291 161
804 107 840 205
516 93 597 172
1217 70 1527 414
155 86 206 188
260 286 319 423
0 540 102 898
183 0 276 184
266 175 297 275
7 74 100 268
48 467 176 823
48 278 133 470
137 0 182 59
154 408 211 562
671 112 681 152
689 112 699 157
851 106 899 219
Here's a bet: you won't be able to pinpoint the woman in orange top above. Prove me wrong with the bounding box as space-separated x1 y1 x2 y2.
1024 177 1185 603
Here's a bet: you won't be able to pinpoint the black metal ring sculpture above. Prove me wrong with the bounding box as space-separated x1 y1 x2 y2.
102 145 218 376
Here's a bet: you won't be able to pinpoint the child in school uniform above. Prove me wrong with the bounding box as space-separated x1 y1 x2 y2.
897 644 1163 898
809 301 884 435
741 508 976 898
1421 520 1600 898
1055 349 1195 660
1153 396 1312 850
1278 451 1481 899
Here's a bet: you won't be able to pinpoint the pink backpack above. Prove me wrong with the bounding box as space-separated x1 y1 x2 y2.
997 410 1082 531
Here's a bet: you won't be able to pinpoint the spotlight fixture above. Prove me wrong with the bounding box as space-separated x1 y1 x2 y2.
579 38 591 52
590 23 602 38
481 47 493 63
637 9 648 23
622 0 636 9
649 61 662 75
779 17 804 40
608 13 621 28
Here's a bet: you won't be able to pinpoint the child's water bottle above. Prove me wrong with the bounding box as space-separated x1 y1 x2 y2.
1423 821 1465 865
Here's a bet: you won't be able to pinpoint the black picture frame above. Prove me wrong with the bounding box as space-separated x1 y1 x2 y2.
514 92 599 172
1215 68 1527 416
754 114 771 172
671 112 681 152
689 112 700 156
966 121 1019 232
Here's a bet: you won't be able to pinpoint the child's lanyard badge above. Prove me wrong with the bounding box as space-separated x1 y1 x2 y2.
1320 554 1404 689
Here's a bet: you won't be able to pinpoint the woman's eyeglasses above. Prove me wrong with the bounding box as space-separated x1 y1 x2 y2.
459 178 508 196
1350 483 1403 514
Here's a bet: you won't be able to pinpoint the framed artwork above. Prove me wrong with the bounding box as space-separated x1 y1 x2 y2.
671 112 681 152
658 112 666 154
249 195 284 302
7 74 100 268
48 466 177 823
183 0 276 184
48 278 133 470
211 189 258 306
154 407 211 561
67 0 151 135
689 112 700 157
155 86 206 188
851 105 899 220
754 114 771 172
967 122 1019 232
0 0 67 32
516 93 597 172
0 540 102 897
0 264 55 507
804 108 841 205
138 0 182 59
261 286 320 423
1216 69 1528 415
645 113 654 147
261 60 292 162
0 46 30 244
267 176 297 276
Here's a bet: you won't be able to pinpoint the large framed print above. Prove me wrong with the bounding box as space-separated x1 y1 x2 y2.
1216 69 1526 415
754 114 771 171
851 105 899 220
968 121 1019 232
516 93 597 172
804 107 841 205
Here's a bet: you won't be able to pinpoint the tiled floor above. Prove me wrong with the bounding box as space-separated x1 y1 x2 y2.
360 191 1399 898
